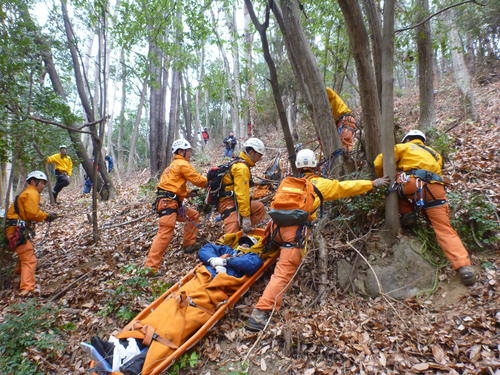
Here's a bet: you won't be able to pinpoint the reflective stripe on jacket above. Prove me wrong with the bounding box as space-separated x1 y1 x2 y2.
46 153 73 176
326 87 351 122
307 173 374 220
157 155 207 200
373 139 443 178
220 151 255 217
6 185 48 235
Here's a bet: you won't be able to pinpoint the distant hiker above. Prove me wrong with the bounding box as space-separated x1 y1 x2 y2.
326 87 357 151
201 128 209 145
246 149 389 331
4 171 58 296
83 174 93 194
374 130 476 286
145 139 208 271
217 138 266 234
247 122 253 137
223 131 237 158
46 145 73 203
105 155 114 173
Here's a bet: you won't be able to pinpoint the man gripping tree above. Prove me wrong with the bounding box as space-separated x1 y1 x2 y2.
326 87 357 151
374 130 476 286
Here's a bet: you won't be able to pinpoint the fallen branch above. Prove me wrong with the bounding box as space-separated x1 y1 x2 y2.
49 272 91 301
99 212 154 230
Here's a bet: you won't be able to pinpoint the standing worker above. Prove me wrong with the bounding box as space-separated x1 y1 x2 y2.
201 128 210 146
223 131 237 158
5 171 57 296
373 130 476 286
246 149 389 331
46 145 73 203
326 87 357 151
145 139 207 271
217 138 267 234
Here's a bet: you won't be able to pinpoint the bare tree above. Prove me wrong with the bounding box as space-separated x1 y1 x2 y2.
127 80 147 173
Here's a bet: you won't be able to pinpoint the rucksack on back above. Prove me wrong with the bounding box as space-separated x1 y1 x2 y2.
205 158 243 206
268 176 322 226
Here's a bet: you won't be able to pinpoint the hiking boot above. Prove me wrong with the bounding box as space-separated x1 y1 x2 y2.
458 266 476 286
245 308 271 332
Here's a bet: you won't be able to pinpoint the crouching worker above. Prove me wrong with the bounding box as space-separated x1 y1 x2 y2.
5 171 57 296
246 149 389 331
374 130 476 286
83 234 265 375
217 138 267 234
145 139 207 271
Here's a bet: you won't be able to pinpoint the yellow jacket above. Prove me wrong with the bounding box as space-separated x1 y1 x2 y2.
220 152 255 217
326 87 351 122
157 155 207 200
373 139 443 177
47 153 73 176
307 173 374 219
6 185 48 224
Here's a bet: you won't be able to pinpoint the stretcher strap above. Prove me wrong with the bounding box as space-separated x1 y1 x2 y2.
125 321 179 349
172 291 216 316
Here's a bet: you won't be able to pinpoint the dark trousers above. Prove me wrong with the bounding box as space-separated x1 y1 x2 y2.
54 170 70 194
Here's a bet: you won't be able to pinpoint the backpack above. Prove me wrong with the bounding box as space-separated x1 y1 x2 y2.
268 176 323 227
205 158 244 206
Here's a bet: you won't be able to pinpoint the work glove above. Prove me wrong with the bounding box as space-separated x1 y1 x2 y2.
372 176 390 188
214 266 227 274
241 217 252 233
46 213 58 222
208 257 227 268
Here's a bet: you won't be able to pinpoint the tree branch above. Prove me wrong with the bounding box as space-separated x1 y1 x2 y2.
395 0 484 33
27 115 94 134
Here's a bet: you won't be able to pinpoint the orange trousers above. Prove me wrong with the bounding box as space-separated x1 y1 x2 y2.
145 199 200 270
400 178 471 270
337 115 357 151
6 231 37 292
217 199 266 234
255 225 302 311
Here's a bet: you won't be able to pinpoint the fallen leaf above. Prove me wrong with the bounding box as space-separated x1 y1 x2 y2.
431 344 446 364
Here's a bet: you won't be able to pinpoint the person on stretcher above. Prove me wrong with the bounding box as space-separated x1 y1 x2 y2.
82 234 264 375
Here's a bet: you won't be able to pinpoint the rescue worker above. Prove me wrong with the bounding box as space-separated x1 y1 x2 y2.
5 171 57 296
217 137 267 234
223 131 237 158
246 149 389 331
373 130 476 286
201 128 209 145
326 87 357 151
145 139 208 271
46 145 73 202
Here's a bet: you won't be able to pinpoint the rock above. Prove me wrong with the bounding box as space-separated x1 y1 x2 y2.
363 236 436 299
337 259 354 289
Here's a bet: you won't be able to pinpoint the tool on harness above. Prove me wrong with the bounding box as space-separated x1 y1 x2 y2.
153 189 180 217
5 196 30 250
415 179 425 209
268 175 324 227
205 158 244 206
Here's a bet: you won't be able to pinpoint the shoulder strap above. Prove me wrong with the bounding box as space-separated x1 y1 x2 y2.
416 144 439 161
13 195 20 216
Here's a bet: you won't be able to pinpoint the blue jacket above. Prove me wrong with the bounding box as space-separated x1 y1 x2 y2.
198 243 263 278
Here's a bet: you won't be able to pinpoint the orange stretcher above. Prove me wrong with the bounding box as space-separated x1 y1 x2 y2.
90 251 278 375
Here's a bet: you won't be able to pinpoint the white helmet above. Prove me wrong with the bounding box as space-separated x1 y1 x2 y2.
172 139 192 153
59 145 67 149
295 149 317 168
26 170 48 182
401 130 426 143
243 137 265 155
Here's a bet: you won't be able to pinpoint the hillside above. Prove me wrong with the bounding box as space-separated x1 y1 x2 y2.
0 79 498 375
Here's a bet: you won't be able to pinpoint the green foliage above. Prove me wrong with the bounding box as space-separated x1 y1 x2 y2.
166 351 199 375
0 300 66 375
426 128 455 159
218 362 249 375
99 264 172 323
138 178 158 199
448 191 499 251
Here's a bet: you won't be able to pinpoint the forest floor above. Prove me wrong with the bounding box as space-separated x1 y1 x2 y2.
0 78 498 375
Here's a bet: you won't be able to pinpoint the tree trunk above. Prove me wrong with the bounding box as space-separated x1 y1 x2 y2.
116 48 127 168
227 4 243 138
272 0 340 165
380 0 400 243
446 10 479 122
338 0 381 165
244 5 257 136
166 70 181 165
416 0 435 130
127 80 147 174
180 73 193 144
245 0 297 174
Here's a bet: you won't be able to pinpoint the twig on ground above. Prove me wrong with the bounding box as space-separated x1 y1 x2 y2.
99 212 154 230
